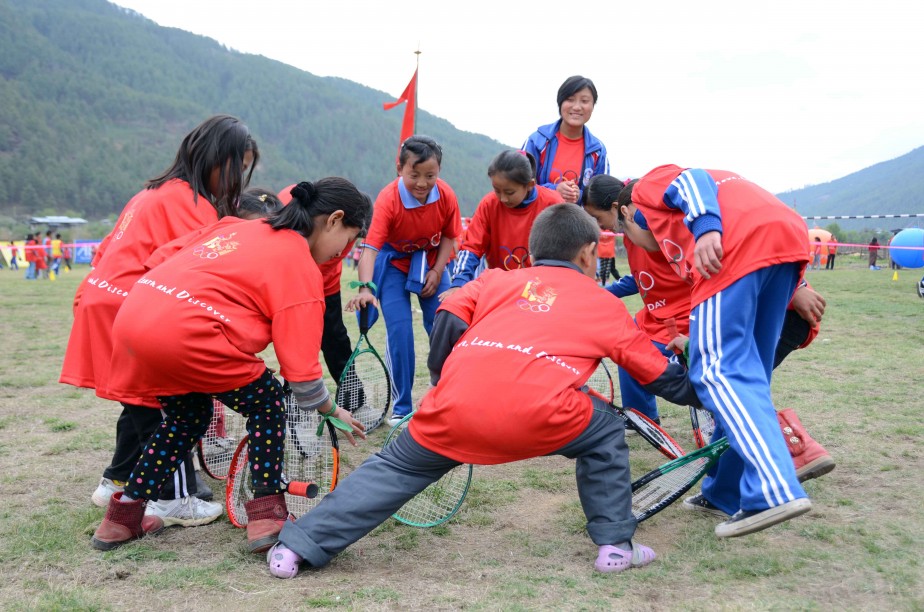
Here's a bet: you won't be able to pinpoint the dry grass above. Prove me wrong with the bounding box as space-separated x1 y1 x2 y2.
0 256 921 611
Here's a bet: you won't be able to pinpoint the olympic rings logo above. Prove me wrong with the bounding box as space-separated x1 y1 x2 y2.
636 270 655 299
500 246 530 270
397 233 441 253
517 298 550 312
192 246 219 259
551 169 580 185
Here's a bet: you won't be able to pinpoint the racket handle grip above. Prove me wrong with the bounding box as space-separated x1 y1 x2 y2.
359 304 370 334
286 481 319 499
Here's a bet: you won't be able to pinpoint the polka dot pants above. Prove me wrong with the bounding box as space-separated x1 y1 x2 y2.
124 369 287 501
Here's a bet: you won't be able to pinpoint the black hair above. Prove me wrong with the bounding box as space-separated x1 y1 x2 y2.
615 179 639 221
488 150 537 186
582 174 626 212
557 75 598 110
146 114 259 219
398 135 442 168
237 188 283 220
268 178 373 238
529 204 600 262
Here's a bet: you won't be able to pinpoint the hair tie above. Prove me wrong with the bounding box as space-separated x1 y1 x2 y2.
292 181 316 203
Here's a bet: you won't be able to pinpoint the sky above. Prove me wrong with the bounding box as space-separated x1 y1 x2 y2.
110 0 924 196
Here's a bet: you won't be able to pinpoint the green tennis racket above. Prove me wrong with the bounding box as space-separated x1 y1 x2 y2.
383 413 473 528
337 304 391 433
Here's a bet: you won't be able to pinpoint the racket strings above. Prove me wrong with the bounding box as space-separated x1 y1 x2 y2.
284 394 337 517
199 400 246 479
393 465 471 526
337 350 390 432
632 456 712 519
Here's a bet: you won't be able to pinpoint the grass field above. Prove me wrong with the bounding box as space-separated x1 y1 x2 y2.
0 254 922 611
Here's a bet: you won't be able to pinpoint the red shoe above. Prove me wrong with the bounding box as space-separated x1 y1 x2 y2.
777 408 836 482
91 492 165 551
245 493 289 553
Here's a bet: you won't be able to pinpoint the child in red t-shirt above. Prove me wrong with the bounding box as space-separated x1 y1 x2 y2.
267 204 702 579
91 179 371 553
348 136 461 426
584 166 813 539
448 149 562 294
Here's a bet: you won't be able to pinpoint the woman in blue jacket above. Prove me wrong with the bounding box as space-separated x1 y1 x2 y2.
522 75 609 204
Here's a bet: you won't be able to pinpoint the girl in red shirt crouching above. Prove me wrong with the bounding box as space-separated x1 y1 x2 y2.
91 179 372 554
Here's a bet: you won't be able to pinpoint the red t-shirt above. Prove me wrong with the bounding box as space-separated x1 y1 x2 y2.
107 219 325 397
461 186 562 270
60 179 219 405
408 265 671 464
632 165 809 308
598 231 616 258
547 134 584 184
364 178 461 274
625 237 692 344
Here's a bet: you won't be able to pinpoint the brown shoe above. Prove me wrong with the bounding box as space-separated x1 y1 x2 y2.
777 408 836 482
245 493 288 553
91 492 165 551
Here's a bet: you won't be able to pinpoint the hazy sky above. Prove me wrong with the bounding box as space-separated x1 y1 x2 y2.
111 0 924 195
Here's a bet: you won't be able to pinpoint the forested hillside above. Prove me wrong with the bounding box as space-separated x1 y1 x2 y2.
0 0 502 221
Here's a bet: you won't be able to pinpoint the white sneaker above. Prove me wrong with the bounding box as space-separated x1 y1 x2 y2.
145 496 224 527
387 414 408 428
91 477 125 508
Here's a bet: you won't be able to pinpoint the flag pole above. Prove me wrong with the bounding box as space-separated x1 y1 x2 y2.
413 45 421 135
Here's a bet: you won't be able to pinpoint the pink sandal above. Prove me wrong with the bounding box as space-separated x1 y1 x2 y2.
267 542 302 579
594 542 657 573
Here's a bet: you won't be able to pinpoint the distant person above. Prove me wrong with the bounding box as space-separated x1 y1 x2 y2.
348 135 462 427
9 241 19 271
266 204 701 579
868 237 881 270
24 234 37 279
597 229 619 285
51 233 64 275
522 76 609 204
60 115 259 529
825 236 837 270
90 179 371 552
447 149 562 296
811 237 822 270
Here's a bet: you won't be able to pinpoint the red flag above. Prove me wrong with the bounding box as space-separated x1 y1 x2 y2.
383 69 417 156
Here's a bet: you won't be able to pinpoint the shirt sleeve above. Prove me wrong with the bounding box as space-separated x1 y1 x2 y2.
364 189 395 250
437 272 487 325
664 168 723 239
605 274 638 298
271 301 326 383
451 249 483 288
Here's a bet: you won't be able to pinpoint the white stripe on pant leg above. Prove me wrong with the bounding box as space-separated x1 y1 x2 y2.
697 294 796 506
383 334 399 408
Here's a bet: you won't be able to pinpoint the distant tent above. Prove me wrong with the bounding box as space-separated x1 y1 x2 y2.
30 215 88 228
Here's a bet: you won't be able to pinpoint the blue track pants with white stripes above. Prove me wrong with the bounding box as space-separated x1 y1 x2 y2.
378 261 450 418
691 263 808 515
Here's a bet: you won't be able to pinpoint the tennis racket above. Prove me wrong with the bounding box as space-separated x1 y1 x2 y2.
690 406 717 449
587 388 686 460
336 304 391 433
383 413 473 528
586 359 615 403
225 389 340 528
631 437 730 521
197 399 246 480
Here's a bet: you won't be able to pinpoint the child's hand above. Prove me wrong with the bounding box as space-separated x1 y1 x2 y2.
438 287 459 302
344 293 378 312
694 231 723 279
665 334 688 356
332 405 367 446
791 285 826 328
556 180 579 203
420 268 442 298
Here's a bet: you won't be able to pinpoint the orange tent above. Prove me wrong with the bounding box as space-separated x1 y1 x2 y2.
808 227 833 265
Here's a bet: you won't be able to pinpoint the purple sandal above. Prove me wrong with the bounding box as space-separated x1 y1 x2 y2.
267 542 302 579
594 542 657 573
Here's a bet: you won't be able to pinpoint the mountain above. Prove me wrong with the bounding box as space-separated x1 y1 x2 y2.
776 147 924 231
0 0 502 220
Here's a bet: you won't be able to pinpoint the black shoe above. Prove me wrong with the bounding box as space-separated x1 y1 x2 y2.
193 471 214 501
